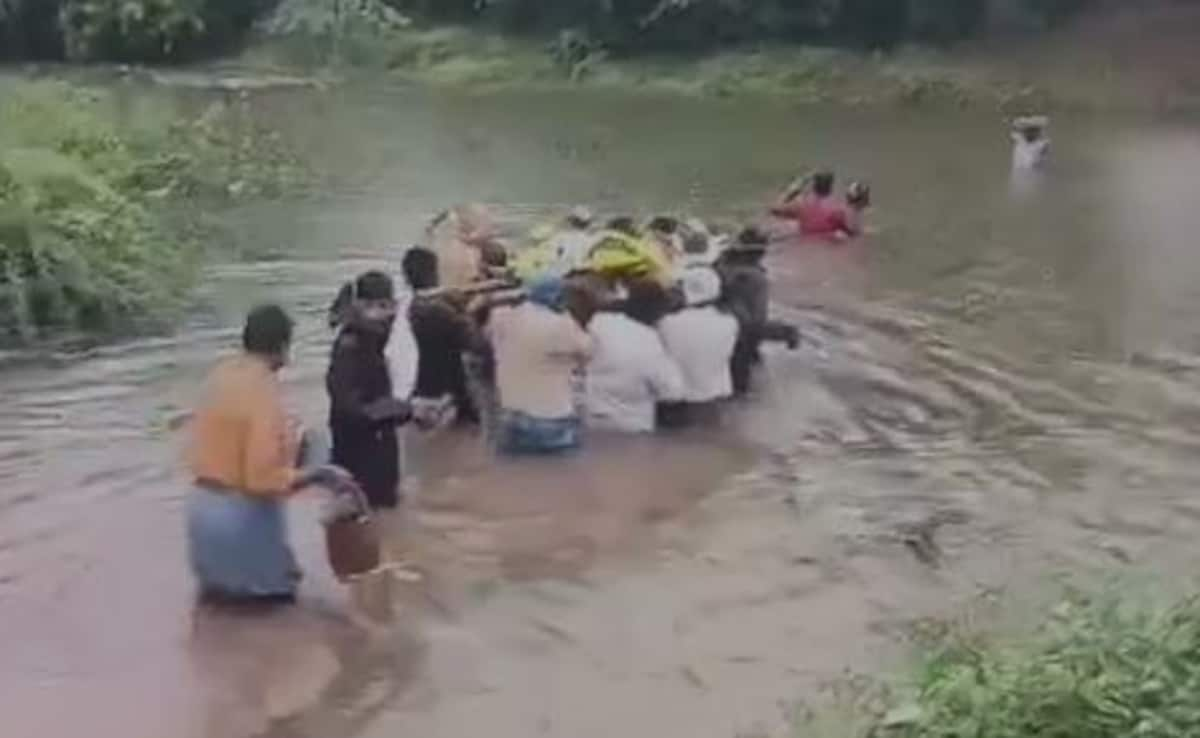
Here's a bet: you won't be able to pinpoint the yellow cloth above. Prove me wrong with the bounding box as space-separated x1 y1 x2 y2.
586 232 673 286
188 354 298 497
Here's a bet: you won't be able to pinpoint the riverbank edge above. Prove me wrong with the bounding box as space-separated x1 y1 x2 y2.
214 23 1200 114
792 580 1200 738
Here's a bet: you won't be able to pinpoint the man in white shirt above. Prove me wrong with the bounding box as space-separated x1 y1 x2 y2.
1011 116 1050 172
657 266 739 427
585 279 685 433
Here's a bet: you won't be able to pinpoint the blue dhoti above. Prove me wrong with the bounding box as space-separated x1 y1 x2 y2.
187 483 300 599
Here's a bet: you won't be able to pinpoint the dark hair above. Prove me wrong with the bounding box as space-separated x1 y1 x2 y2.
354 270 395 301
624 278 671 327
402 247 439 290
243 304 294 356
606 216 637 236
647 215 678 234
812 171 835 197
736 226 769 246
480 240 508 269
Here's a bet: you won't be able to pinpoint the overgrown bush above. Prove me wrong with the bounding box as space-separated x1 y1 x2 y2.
0 0 274 62
805 590 1200 738
0 81 304 340
0 0 1101 62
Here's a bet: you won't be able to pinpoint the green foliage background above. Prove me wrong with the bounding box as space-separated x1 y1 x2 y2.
0 80 303 341
801 590 1200 738
0 0 1097 63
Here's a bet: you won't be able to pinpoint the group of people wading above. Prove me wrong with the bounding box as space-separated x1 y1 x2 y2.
184 172 871 604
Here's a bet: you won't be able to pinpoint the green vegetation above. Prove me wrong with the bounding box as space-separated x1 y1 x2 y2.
1 0 1098 64
0 0 273 61
0 79 303 341
801 589 1200 738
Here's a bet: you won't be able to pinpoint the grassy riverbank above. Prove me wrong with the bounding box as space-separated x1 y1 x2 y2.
236 3 1200 113
0 78 305 343
797 586 1200 738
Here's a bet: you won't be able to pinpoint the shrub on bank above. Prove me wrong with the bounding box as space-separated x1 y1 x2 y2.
803 591 1200 738
1 0 1100 64
0 81 304 341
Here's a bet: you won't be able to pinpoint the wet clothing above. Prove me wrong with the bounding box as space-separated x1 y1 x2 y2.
327 327 410 509
409 294 479 424
585 312 685 433
1012 133 1050 171
189 354 299 496
717 259 798 395
489 301 592 421
772 195 853 238
187 482 299 600
187 354 301 599
385 289 418 399
497 409 583 455
659 305 739 403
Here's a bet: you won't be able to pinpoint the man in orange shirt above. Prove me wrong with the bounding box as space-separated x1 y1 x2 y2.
187 305 347 603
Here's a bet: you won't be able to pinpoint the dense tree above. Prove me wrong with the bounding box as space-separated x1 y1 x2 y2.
0 0 1098 63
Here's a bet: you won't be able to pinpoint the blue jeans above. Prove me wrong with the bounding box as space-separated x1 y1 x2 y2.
497 410 582 456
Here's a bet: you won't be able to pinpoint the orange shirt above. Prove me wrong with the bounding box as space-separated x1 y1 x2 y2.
188 354 298 497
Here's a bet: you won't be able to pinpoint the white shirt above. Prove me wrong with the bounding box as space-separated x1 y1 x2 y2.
658 306 739 403
1012 134 1050 171
550 230 596 275
585 313 685 433
385 289 417 399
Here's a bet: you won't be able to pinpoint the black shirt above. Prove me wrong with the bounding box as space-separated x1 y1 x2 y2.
409 295 479 422
327 326 409 509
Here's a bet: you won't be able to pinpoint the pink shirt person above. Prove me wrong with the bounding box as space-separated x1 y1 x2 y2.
770 171 859 239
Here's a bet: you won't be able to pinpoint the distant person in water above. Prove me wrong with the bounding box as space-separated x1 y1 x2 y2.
188 305 349 604
488 276 593 455
771 170 859 240
327 271 414 511
844 181 872 237
1011 116 1050 172
403 247 481 425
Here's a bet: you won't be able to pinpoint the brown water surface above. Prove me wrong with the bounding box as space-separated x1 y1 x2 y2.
3 81 1200 737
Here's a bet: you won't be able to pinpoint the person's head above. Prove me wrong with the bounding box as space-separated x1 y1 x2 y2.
647 215 678 235
680 266 723 308
846 181 871 210
347 270 397 337
812 171 835 197
722 226 768 266
566 205 594 230
243 304 294 371
480 240 508 270
624 277 671 327
1021 125 1042 143
606 216 638 236
454 203 494 243
563 277 599 327
681 218 712 255
402 246 439 290
527 276 566 313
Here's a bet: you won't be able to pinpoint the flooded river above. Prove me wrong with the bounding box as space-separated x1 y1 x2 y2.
3 82 1200 738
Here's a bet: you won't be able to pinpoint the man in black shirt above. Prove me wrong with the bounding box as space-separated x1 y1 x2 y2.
402 247 481 425
327 271 413 509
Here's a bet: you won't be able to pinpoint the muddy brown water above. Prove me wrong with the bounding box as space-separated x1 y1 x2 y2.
3 82 1200 738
